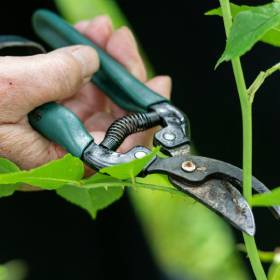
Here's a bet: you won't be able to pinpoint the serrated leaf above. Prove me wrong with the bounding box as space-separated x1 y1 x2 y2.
207 3 280 48
217 3 280 66
57 172 124 219
207 3 280 67
268 263 280 280
57 171 186 219
0 158 20 198
57 184 123 219
100 146 160 179
252 187 280 206
0 154 84 190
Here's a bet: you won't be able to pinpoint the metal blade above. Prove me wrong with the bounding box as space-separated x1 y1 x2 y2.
147 155 280 219
169 176 255 236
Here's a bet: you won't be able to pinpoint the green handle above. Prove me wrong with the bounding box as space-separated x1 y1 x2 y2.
32 9 168 112
28 103 93 158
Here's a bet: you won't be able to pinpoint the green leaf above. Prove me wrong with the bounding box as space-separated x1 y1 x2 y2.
57 173 125 219
0 158 20 198
211 3 280 48
136 174 174 190
57 170 183 219
207 3 280 67
57 170 187 219
0 158 20 173
217 3 280 66
205 3 251 17
57 184 123 219
100 146 160 179
268 262 280 280
0 154 84 190
252 187 280 207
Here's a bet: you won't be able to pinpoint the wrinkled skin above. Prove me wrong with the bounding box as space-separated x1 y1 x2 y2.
0 16 171 171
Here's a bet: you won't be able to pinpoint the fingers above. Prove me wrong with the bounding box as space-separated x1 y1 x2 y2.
62 83 107 121
145 75 172 100
0 45 99 123
68 18 148 120
63 16 114 120
75 15 113 47
76 17 146 83
0 118 61 169
105 27 148 118
106 27 147 82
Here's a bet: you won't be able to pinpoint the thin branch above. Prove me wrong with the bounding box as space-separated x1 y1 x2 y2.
248 62 280 103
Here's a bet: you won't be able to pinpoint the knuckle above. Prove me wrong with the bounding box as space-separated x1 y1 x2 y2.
84 46 99 67
0 124 58 169
42 51 82 99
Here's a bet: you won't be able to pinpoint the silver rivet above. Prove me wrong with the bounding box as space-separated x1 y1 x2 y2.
181 161 196 172
134 151 147 159
163 132 176 141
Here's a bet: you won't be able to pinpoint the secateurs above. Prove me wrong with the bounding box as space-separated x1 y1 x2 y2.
5 9 280 235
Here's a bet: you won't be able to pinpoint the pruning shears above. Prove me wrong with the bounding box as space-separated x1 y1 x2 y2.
2 9 279 236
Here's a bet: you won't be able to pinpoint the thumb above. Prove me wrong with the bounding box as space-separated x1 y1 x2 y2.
0 45 99 123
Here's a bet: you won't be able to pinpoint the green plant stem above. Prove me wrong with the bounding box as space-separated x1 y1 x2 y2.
219 0 267 279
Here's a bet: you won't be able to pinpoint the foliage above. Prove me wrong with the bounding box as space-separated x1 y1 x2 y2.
207 1 280 279
0 158 20 198
0 148 175 218
206 3 280 48
0 154 84 190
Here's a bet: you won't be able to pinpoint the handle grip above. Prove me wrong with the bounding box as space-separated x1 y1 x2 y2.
32 9 168 112
29 103 93 158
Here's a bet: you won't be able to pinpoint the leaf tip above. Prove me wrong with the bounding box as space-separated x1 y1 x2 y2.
204 8 221 17
214 59 223 70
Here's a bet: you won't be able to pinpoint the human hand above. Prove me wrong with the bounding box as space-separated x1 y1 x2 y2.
0 15 171 170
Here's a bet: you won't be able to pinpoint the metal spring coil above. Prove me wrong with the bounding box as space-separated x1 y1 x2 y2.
100 112 161 150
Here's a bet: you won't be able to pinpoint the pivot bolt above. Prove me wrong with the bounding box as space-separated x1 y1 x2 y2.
163 132 176 141
134 151 147 159
181 161 196 172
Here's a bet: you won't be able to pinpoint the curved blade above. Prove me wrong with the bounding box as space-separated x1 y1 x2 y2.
169 176 255 236
147 155 280 219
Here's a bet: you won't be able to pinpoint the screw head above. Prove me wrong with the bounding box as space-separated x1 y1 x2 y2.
163 132 176 141
134 151 147 159
181 161 196 172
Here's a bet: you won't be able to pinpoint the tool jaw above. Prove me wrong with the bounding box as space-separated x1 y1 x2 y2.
150 103 191 156
83 142 151 170
169 176 256 236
